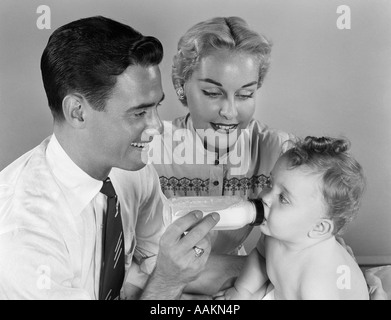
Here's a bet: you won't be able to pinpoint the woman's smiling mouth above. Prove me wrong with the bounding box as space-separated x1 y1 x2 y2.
210 122 238 134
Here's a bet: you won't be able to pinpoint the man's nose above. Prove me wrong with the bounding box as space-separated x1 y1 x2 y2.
152 110 163 135
143 109 163 141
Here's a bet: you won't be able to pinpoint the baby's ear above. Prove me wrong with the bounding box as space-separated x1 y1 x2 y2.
308 219 334 239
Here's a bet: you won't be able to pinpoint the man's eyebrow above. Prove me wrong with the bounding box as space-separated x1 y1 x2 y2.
127 93 165 112
198 78 257 88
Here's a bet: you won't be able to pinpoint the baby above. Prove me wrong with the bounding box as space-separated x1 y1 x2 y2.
215 136 369 300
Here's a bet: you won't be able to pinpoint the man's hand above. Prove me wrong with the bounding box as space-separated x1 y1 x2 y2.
141 210 219 299
183 254 245 296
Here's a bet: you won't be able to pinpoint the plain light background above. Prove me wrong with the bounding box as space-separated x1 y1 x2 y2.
0 0 390 264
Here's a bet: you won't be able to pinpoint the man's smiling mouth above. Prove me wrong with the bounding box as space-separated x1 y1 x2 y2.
130 142 149 149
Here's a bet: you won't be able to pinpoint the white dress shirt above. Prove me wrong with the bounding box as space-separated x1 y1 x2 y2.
0 135 164 299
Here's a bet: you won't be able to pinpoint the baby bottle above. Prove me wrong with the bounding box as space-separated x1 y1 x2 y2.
163 195 264 230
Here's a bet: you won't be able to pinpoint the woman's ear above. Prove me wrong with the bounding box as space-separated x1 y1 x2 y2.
308 219 334 239
62 94 87 128
174 81 187 106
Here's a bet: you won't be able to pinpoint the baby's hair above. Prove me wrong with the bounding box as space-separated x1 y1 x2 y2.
282 136 366 235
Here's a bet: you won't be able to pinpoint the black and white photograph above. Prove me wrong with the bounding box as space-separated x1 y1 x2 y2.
0 0 390 304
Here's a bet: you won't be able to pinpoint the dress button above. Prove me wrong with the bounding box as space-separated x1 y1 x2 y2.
213 181 219 186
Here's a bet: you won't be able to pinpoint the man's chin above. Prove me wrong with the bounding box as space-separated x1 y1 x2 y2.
117 158 147 172
129 161 147 171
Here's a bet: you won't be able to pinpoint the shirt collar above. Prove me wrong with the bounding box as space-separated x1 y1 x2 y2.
46 134 103 216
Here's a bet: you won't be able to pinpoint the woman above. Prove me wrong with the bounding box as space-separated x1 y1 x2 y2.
151 16 291 255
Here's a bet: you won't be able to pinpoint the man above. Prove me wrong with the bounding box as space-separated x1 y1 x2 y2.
0 16 219 300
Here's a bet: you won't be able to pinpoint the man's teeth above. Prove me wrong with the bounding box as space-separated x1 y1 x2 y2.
131 142 148 148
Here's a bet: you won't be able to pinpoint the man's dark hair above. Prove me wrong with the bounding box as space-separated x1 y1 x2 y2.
41 16 163 121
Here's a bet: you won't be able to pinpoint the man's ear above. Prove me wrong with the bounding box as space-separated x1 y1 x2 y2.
308 218 334 239
62 94 87 128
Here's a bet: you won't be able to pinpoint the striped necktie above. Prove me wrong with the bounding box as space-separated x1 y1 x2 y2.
99 178 125 300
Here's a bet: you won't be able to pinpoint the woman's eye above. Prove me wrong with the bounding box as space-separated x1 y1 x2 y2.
202 90 221 98
236 93 254 100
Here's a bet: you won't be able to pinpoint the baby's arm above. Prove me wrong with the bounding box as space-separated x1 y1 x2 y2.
215 236 269 300
233 248 269 299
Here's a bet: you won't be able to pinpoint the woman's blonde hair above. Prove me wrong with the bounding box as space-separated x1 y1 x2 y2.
172 16 272 106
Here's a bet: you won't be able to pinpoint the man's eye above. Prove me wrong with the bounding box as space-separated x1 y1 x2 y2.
134 111 147 117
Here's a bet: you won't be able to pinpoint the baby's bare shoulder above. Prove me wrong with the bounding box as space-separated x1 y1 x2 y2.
299 247 368 300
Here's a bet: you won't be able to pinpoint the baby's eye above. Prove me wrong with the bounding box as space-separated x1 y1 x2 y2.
279 194 289 205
